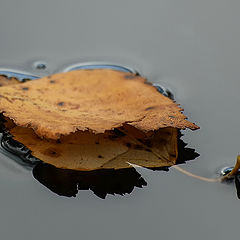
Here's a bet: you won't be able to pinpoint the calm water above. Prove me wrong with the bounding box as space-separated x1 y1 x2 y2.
0 1 240 239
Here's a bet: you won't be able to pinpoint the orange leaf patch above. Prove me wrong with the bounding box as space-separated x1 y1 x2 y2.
0 69 198 140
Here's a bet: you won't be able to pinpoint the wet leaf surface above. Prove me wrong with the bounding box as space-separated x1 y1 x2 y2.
0 69 198 140
29 136 198 198
2 119 178 170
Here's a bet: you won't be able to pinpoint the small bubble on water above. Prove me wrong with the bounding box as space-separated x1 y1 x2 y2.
33 61 47 70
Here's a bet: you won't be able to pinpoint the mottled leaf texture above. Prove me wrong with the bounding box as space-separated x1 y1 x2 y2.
6 121 178 170
0 69 199 171
0 69 198 140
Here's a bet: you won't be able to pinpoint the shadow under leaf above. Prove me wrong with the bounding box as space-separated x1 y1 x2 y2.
31 136 199 198
33 163 147 199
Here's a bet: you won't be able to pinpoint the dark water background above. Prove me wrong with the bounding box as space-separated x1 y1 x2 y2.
0 0 240 239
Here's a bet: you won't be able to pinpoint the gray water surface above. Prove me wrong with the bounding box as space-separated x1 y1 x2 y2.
0 1 240 239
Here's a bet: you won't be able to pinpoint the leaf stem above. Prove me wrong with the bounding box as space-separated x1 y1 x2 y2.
172 165 219 182
173 155 240 183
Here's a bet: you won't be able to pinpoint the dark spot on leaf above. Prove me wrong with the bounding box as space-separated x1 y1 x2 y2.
98 155 103 158
50 80 56 84
43 148 60 157
145 106 156 111
57 102 65 106
144 81 152 86
95 141 99 144
50 151 57 155
124 75 136 79
126 143 131 147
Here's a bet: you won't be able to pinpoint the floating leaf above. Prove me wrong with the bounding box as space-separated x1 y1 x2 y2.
0 69 198 140
0 69 199 172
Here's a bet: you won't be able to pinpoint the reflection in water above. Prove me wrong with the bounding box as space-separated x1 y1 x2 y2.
0 121 199 198
0 117 200 198
235 176 240 199
177 134 200 165
30 137 198 198
33 163 147 198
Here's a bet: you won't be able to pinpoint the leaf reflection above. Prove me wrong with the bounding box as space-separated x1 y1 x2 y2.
33 163 147 198
0 72 200 198
234 176 240 199
31 137 199 199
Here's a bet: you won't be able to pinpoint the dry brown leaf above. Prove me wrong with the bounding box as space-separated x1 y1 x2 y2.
0 75 21 86
6 120 178 170
0 69 198 140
